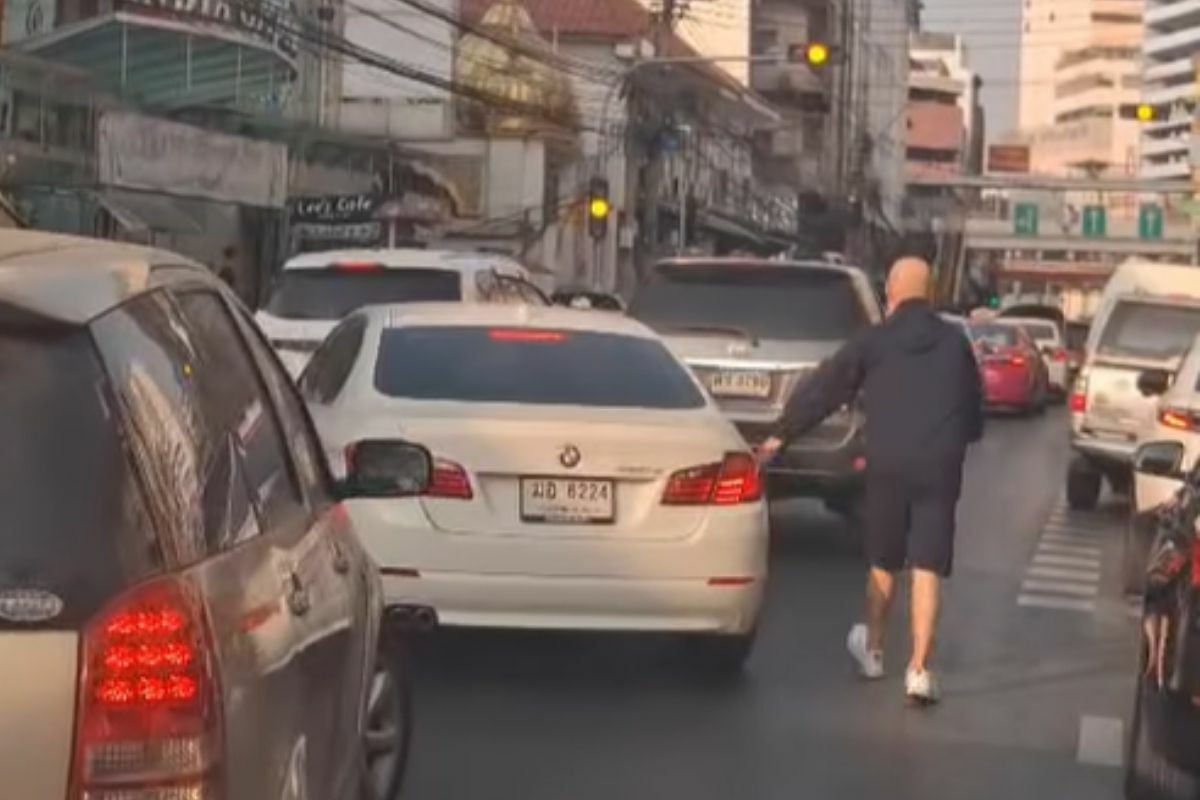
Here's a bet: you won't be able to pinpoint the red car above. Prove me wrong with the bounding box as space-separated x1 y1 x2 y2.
970 322 1050 414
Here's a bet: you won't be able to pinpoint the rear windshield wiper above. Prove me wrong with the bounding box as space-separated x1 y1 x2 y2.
661 324 759 346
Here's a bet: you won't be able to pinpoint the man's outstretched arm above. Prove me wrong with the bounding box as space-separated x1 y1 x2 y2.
764 333 869 453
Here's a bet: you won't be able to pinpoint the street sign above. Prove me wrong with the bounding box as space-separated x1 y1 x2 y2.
1139 203 1164 239
1081 205 1107 237
1014 202 1039 235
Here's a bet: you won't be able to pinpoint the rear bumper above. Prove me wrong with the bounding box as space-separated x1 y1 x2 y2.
982 375 1034 407
1071 431 1137 468
381 571 763 635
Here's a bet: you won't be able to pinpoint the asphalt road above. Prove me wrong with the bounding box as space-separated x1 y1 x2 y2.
405 409 1140 800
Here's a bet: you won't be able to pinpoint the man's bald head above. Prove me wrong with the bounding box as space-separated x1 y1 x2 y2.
886 257 931 314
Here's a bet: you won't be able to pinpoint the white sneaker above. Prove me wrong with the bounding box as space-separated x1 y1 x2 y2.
905 668 941 705
846 623 884 680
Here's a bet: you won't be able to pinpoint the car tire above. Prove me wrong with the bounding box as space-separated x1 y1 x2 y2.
1123 514 1157 596
1067 457 1103 511
1126 681 1200 800
359 627 414 800
686 629 757 676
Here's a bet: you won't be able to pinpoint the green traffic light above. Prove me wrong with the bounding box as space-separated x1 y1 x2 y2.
987 295 1001 309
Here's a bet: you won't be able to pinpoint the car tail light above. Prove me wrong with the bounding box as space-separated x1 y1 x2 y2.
71 577 222 799
1009 355 1027 368
1160 408 1198 432
488 329 566 343
1069 372 1089 413
427 458 473 500
1051 348 1068 362
334 260 382 272
663 452 762 506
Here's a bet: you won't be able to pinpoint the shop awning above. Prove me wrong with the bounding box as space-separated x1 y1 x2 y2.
93 190 203 236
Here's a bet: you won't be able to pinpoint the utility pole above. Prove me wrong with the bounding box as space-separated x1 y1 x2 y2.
640 0 678 274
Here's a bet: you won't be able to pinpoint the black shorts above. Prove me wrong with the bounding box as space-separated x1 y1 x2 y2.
864 463 963 577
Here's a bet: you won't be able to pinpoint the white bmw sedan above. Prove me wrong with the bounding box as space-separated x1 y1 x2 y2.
301 303 768 670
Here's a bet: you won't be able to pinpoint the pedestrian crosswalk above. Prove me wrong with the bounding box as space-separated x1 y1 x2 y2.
1018 498 1105 614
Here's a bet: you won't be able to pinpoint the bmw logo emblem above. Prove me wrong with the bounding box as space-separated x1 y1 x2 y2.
559 445 582 469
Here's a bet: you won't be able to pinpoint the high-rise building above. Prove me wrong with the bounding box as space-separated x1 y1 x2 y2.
1019 0 1142 134
1140 0 1199 180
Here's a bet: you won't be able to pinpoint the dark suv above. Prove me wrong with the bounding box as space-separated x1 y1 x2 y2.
0 232 430 800
629 258 882 519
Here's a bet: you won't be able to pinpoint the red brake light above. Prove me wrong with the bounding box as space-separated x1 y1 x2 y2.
1052 348 1067 362
1069 392 1087 413
72 577 222 798
663 452 762 506
1160 408 1197 432
334 260 383 272
427 458 473 499
1010 355 1027 367
488 329 566 343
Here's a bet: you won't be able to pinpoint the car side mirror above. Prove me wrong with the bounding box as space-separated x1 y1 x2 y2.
339 440 433 499
1133 441 1185 480
1138 369 1172 398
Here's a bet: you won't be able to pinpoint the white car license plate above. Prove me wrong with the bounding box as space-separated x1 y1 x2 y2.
520 478 615 523
709 370 772 399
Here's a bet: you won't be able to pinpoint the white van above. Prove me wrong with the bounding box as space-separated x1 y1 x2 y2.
256 248 546 376
1067 259 1200 510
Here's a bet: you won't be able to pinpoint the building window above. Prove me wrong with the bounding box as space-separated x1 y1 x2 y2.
751 28 778 55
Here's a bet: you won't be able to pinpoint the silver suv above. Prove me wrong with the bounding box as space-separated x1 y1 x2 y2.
628 258 882 518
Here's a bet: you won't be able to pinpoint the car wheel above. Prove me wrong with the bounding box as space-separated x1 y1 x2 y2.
685 629 757 676
1067 457 1103 511
359 627 413 800
1126 680 1200 800
1123 514 1156 596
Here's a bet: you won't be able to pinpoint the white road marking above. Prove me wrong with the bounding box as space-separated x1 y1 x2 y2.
1077 715 1124 767
1021 579 1099 597
1032 553 1103 569
1027 565 1102 582
1042 524 1100 537
1039 535 1101 548
1037 542 1103 557
1018 594 1097 612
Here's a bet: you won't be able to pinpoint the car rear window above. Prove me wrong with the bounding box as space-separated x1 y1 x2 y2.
0 306 158 627
971 324 1018 348
1014 322 1057 342
1099 301 1200 361
374 326 706 409
628 264 870 342
264 267 462 320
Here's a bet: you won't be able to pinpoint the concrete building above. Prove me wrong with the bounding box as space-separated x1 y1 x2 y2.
906 32 980 181
1140 0 1200 180
1019 0 1142 134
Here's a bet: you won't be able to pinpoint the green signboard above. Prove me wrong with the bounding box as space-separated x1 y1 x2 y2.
1139 204 1164 240
1014 202 1039 236
1082 205 1107 238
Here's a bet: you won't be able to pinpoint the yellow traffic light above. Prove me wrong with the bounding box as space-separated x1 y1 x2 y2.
589 197 610 220
1136 103 1156 123
806 42 830 67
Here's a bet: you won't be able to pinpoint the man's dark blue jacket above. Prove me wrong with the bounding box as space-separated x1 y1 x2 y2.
771 299 984 473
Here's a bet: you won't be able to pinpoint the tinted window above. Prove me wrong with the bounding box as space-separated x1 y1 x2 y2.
301 315 368 404
374 327 706 410
176 291 305 545
629 264 869 341
971 324 1018 348
92 292 210 565
265 268 462 320
1099 301 1200 361
0 305 160 626
232 305 332 506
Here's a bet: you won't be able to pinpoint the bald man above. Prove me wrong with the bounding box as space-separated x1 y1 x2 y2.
759 257 983 705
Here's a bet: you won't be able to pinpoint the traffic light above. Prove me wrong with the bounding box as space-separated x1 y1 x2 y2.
1119 103 1167 122
787 42 832 67
587 177 610 241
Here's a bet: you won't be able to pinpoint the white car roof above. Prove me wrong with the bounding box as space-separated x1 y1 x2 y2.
282 248 530 278
0 230 209 323
996 316 1060 334
360 302 660 340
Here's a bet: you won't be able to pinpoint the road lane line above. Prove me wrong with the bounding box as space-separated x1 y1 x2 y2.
1027 565 1102 582
1077 716 1124 767
1037 542 1103 557
1018 594 1097 612
1042 524 1100 537
1021 580 1099 597
1039 535 1100 548
1032 553 1103 569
